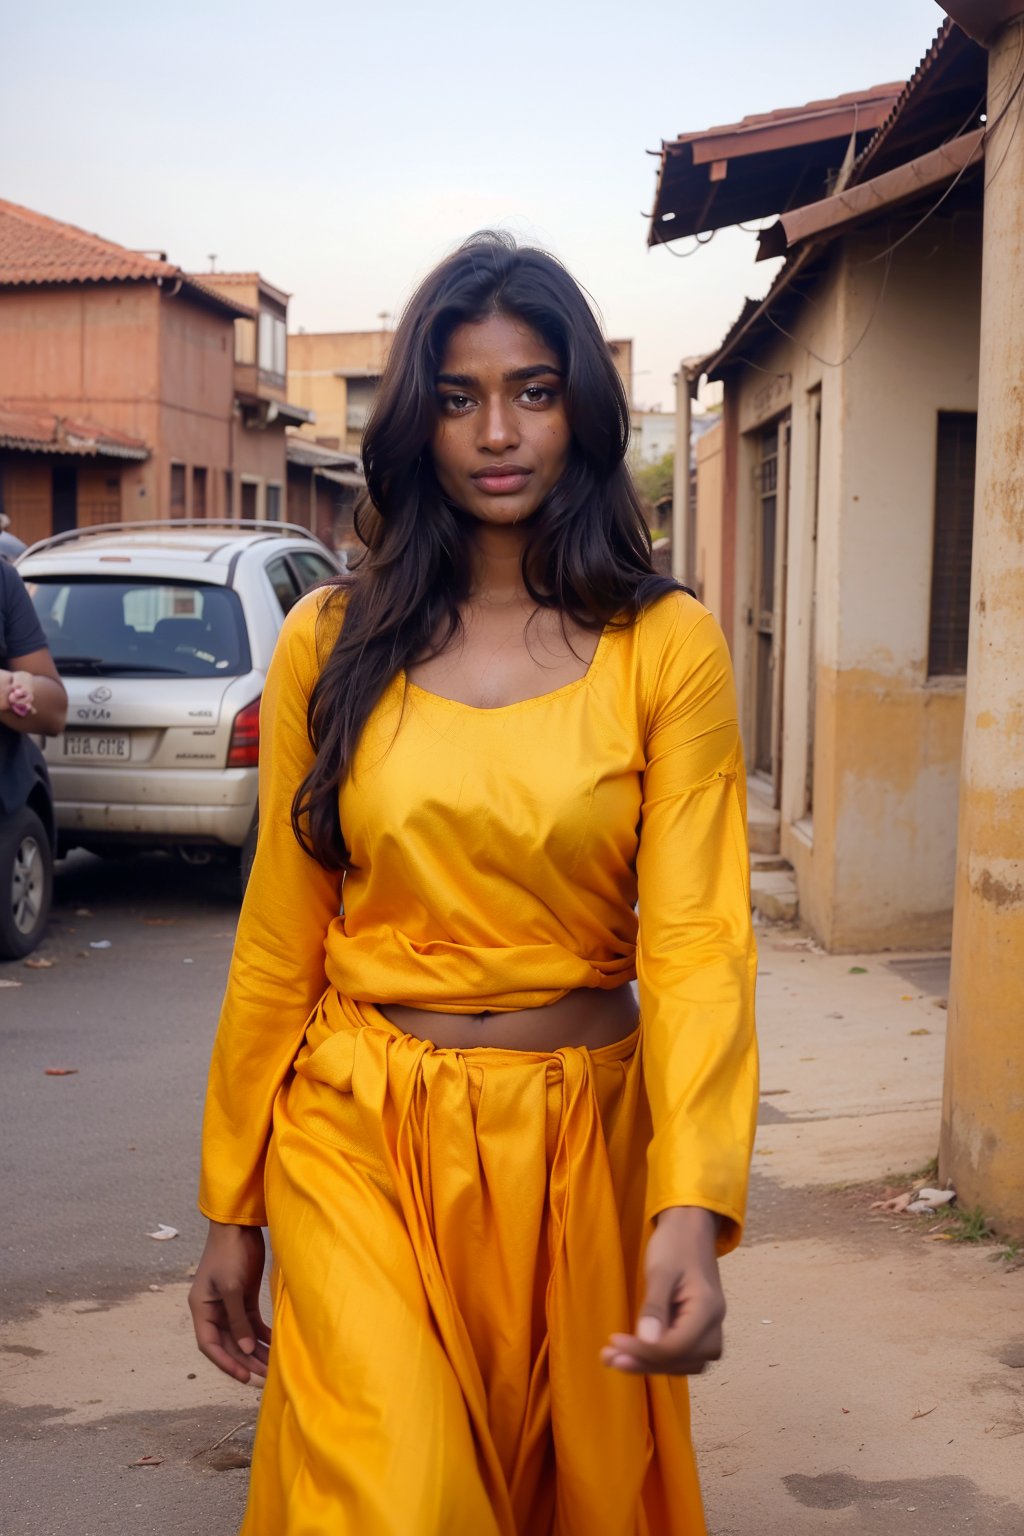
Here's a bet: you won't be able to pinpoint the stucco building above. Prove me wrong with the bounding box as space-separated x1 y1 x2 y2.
287 329 394 455
654 6 1024 1234
651 26 987 954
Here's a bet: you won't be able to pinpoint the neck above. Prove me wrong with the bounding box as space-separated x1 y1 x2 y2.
467 522 531 606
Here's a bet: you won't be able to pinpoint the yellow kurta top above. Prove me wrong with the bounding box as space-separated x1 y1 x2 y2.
199 586 758 1248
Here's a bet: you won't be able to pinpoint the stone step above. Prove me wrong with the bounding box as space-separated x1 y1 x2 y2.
751 864 798 924
747 793 780 856
751 853 790 873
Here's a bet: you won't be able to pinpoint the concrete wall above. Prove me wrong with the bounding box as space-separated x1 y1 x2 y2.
288 331 392 451
157 291 234 517
0 282 240 527
608 339 634 407
825 222 981 949
232 415 287 518
694 420 725 618
726 216 982 950
628 410 676 469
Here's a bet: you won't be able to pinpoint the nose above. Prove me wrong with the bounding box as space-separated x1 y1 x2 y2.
478 394 520 454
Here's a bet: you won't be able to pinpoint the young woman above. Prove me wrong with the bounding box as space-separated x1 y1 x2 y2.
190 232 758 1536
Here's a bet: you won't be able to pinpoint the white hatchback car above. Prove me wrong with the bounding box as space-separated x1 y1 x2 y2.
17 521 345 889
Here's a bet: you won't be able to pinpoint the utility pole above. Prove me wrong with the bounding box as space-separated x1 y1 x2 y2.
939 4 1024 1236
672 364 692 585
377 311 391 372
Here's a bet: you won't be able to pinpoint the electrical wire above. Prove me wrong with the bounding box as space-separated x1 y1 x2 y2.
659 229 717 258
857 48 1022 270
667 19 1024 378
762 247 894 369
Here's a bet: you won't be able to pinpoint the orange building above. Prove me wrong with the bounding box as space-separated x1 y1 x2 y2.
197 270 312 520
0 200 309 543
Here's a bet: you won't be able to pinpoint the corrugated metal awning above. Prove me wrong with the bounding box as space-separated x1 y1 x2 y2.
647 84 901 245
757 127 985 258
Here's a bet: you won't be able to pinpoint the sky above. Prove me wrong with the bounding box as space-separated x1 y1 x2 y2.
5 0 944 410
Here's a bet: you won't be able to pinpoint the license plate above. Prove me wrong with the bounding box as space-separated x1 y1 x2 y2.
63 733 132 760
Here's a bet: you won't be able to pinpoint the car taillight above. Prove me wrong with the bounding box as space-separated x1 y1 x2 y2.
227 697 261 768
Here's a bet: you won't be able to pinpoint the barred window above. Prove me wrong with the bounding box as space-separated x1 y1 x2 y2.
928 412 976 677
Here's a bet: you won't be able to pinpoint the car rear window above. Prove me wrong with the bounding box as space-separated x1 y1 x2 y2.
25 578 252 678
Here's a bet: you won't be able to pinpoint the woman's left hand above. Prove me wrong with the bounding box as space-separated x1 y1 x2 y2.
601 1205 725 1376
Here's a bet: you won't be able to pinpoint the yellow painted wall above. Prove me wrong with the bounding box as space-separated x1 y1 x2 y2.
940 25 1024 1237
727 217 982 950
287 331 393 451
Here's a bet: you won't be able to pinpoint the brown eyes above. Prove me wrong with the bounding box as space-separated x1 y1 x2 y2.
438 385 557 415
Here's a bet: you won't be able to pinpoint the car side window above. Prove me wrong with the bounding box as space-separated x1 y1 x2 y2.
290 551 337 591
267 556 301 615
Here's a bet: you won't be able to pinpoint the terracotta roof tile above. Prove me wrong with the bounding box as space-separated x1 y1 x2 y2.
0 199 250 316
0 404 149 460
671 82 905 149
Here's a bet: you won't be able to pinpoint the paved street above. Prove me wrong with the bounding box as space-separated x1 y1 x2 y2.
1 853 254 1536
2 865 1023 1535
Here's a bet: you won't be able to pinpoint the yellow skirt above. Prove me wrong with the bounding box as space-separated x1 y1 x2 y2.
242 993 707 1536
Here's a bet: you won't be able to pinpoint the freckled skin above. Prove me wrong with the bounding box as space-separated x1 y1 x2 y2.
430 313 571 527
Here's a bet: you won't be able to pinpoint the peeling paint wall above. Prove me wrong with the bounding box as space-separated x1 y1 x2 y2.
727 215 982 950
941 22 1024 1237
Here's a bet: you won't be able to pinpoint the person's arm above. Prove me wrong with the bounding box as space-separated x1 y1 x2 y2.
603 595 758 1378
0 649 67 736
199 588 345 1225
0 564 67 735
190 589 344 1383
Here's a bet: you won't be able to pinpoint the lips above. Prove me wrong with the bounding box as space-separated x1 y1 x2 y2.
471 465 533 495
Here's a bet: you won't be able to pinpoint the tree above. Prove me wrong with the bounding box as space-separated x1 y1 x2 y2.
634 452 674 516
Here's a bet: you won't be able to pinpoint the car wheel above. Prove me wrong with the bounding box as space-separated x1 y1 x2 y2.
0 807 54 960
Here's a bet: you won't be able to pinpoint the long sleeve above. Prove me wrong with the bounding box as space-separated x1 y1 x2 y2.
635 599 758 1254
199 590 343 1225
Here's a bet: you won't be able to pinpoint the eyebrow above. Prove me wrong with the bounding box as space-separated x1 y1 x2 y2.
436 363 563 387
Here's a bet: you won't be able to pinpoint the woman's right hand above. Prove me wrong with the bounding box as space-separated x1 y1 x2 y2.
188 1222 271 1383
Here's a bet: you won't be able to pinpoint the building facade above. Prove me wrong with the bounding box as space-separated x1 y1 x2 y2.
650 24 989 952
287 330 394 455
0 200 321 543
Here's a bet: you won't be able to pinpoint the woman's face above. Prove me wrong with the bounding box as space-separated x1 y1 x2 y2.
430 312 571 526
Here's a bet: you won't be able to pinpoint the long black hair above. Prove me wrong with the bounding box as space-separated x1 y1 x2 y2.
293 231 678 868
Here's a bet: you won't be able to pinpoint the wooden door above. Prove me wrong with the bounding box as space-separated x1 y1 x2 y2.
753 416 789 804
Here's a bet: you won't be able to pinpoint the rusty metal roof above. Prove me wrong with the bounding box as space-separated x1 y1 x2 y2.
0 199 250 317
689 16 990 383
758 126 984 258
851 21 987 184
648 83 902 245
0 404 150 460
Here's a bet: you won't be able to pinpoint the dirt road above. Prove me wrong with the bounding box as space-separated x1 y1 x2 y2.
2 864 1022 1534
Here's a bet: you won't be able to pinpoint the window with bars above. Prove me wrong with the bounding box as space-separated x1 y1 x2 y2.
928 412 976 677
